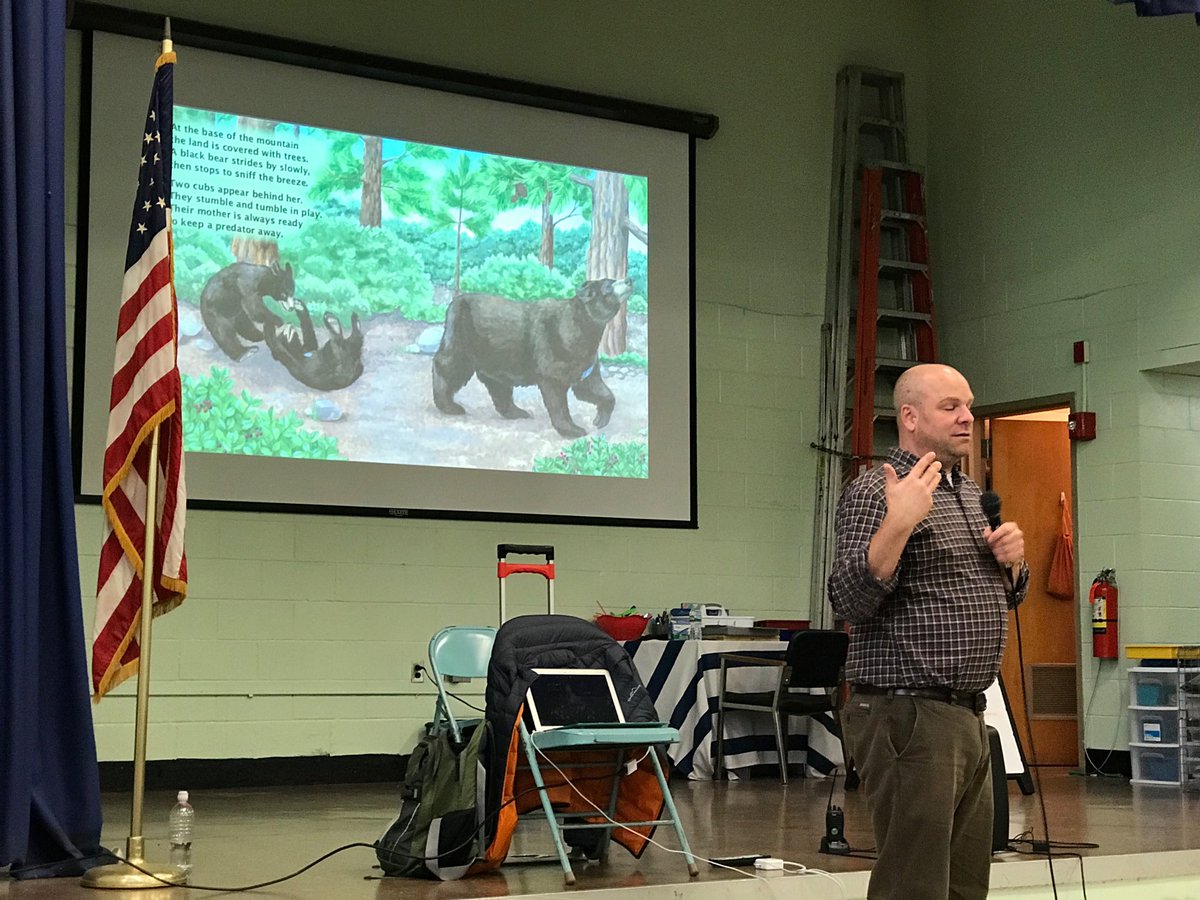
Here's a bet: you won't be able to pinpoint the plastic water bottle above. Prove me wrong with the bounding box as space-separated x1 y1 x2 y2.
688 603 703 640
168 790 194 875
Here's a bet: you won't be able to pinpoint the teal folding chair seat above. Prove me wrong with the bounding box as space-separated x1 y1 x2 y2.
517 718 698 885
428 626 496 742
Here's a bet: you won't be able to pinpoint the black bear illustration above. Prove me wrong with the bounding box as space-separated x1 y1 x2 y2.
431 278 631 438
262 296 364 391
199 261 297 361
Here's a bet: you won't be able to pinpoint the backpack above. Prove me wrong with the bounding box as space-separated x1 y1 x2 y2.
375 719 488 880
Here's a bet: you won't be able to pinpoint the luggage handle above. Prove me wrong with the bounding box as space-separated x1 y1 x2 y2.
497 544 555 622
497 544 554 561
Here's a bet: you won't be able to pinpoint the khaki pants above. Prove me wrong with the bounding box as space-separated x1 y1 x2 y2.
842 691 993 900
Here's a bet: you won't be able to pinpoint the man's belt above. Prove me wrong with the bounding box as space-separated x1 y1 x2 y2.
852 683 987 713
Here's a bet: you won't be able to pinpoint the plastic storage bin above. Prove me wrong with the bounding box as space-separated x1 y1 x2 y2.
1130 671 1177 707
1184 756 1200 789
1130 710 1179 745
1131 745 1181 784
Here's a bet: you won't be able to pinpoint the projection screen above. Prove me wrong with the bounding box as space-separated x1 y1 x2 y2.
74 27 706 526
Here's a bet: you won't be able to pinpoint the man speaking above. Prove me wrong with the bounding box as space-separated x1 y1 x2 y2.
829 364 1027 900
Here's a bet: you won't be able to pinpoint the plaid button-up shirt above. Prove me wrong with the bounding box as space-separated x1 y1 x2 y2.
828 448 1029 693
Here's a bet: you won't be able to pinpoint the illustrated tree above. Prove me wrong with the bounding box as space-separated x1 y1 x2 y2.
571 171 649 355
231 117 288 266
477 157 588 269
428 153 495 291
361 136 383 226
308 132 442 228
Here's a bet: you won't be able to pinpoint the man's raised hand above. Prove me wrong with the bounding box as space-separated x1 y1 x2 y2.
882 451 941 532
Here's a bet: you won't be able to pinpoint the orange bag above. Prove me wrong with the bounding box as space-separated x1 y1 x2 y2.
1047 492 1074 600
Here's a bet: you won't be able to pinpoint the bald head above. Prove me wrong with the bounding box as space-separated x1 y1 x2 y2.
894 364 975 465
894 364 969 410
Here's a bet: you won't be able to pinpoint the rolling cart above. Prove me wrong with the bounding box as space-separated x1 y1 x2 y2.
497 544 555 623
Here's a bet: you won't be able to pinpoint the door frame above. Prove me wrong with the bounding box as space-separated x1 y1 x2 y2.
969 391 1083 769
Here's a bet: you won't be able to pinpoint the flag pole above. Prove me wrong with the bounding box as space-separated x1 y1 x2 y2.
82 19 184 889
84 425 183 890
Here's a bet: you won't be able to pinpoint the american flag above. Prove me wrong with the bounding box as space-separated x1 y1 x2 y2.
92 48 188 700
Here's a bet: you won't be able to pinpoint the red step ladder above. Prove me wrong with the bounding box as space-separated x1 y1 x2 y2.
850 163 938 475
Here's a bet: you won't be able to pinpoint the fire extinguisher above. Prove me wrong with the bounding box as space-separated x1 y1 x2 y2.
1089 568 1118 659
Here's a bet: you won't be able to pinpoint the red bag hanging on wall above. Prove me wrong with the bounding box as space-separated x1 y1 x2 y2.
1047 492 1074 600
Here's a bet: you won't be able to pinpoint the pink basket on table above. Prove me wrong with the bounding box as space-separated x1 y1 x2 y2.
594 614 651 641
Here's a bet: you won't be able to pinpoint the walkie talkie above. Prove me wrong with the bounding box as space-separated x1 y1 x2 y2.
819 768 851 855
820 806 850 854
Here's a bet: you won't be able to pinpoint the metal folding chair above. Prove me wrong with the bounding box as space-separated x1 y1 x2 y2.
428 626 496 743
715 629 855 786
517 717 698 885
484 614 697 886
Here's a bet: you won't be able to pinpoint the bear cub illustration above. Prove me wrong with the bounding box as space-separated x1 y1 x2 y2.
200 261 297 361
262 296 364 391
432 278 631 438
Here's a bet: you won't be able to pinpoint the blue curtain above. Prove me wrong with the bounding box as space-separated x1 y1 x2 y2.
1 0 104 878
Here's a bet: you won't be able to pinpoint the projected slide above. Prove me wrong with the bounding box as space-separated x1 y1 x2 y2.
79 31 695 522
171 106 650 479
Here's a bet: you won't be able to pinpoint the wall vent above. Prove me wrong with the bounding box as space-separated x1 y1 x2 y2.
1029 663 1078 719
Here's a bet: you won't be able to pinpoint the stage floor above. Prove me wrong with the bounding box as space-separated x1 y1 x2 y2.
3 768 1199 898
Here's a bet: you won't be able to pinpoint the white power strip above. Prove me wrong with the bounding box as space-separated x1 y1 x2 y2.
754 857 785 870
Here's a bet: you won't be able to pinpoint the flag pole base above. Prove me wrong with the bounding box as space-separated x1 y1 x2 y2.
81 837 186 889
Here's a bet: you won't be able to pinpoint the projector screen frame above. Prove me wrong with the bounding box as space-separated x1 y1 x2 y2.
68 2 713 528
67 3 719 139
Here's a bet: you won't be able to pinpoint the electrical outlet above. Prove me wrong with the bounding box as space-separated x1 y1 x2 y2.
410 663 425 684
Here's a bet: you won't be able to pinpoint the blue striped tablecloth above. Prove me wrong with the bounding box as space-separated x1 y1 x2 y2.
625 638 843 780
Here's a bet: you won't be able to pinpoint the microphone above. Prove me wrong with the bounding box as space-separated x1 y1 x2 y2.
981 490 1015 588
981 490 1002 531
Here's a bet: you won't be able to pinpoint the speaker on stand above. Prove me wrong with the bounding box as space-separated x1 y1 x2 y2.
988 725 1009 852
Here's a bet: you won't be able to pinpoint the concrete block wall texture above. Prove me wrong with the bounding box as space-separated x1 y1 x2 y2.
68 1 933 760
927 1 1200 749
66 1 1199 761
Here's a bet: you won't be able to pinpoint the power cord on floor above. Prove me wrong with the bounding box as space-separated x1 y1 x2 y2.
1007 847 1090 895
1070 665 1125 778
532 745 850 899
96 842 378 892
9 770 621 891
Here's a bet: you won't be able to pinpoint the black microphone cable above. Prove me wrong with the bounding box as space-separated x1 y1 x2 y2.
1010 592 1071 898
986 488 1090 900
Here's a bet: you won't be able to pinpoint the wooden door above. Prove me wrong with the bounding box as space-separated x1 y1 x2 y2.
991 418 1077 766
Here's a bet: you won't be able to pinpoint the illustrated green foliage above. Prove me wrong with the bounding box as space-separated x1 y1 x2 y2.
459 254 573 300
174 107 236 130
386 221 458 285
307 133 363 204
476 157 590 265
531 435 648 478
550 226 589 278
182 367 344 460
466 220 541 271
308 132 444 220
626 253 648 309
173 225 234 305
599 352 648 370
278 217 438 320
626 175 648 227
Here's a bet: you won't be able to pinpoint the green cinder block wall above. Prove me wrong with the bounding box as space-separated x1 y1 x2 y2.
65 0 1199 763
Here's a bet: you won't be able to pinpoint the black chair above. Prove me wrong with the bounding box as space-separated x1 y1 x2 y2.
714 629 856 787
